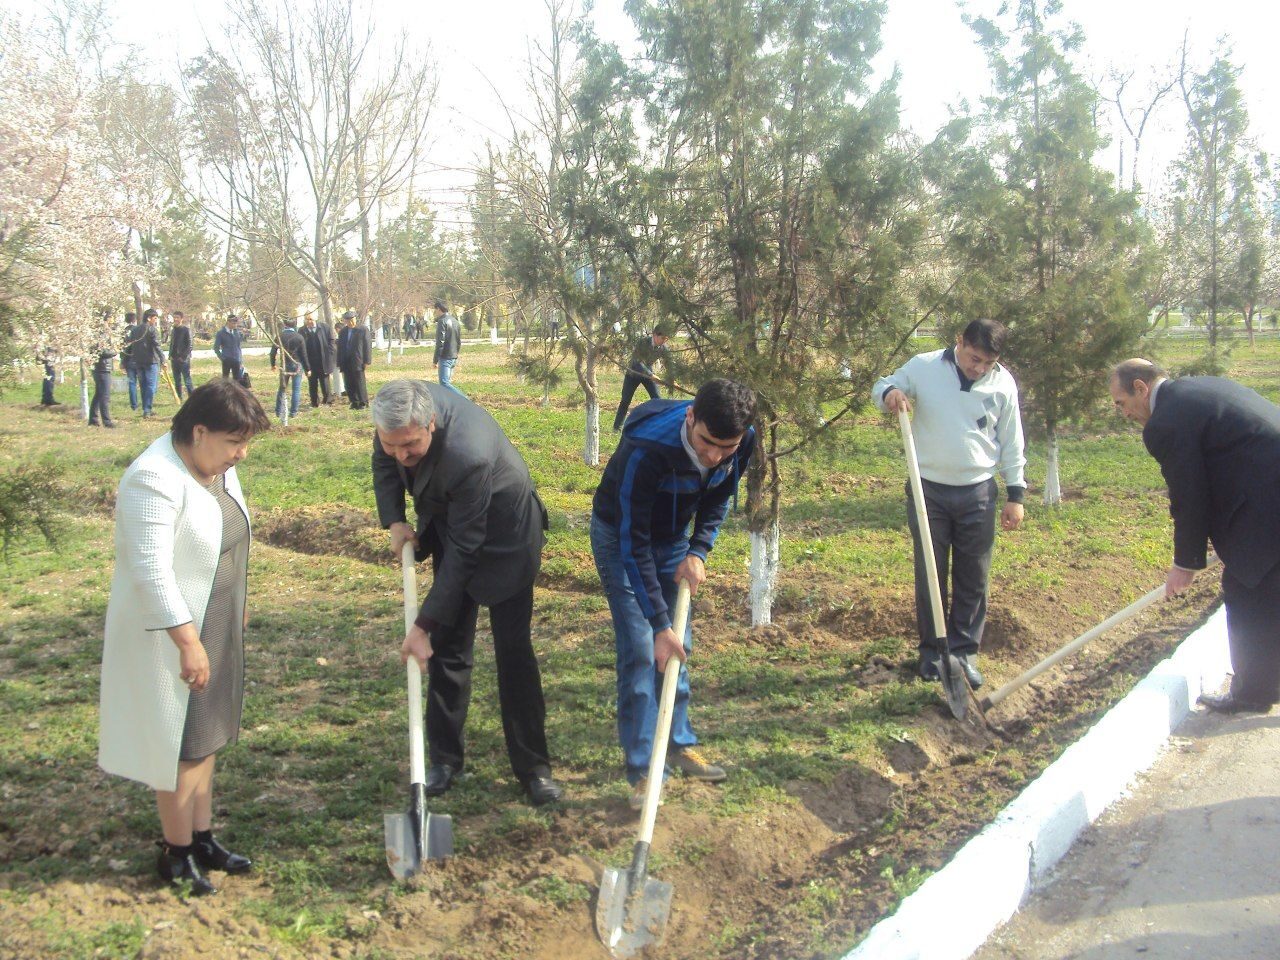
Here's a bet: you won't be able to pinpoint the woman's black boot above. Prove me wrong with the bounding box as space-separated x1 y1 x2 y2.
192 830 252 874
156 840 216 896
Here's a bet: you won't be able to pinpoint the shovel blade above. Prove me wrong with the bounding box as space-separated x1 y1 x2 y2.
940 652 970 720
595 866 674 959
383 811 453 880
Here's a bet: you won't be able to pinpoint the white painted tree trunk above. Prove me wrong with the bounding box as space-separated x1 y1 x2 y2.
79 363 89 421
1043 431 1062 505
335 370 345 395
541 382 550 408
750 521 780 626
583 397 600 466
490 324 499 345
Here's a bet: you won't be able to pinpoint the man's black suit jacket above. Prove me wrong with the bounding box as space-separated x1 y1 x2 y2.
1144 376 1280 588
372 384 547 626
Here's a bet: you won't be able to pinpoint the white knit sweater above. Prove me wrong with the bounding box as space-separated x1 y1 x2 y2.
98 433 249 790
873 348 1027 491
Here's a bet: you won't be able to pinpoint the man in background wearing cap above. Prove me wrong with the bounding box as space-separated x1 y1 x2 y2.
301 312 337 406
214 315 245 381
337 310 371 409
613 324 672 430
432 300 464 397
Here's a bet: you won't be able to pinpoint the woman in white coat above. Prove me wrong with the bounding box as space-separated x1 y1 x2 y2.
99 378 270 895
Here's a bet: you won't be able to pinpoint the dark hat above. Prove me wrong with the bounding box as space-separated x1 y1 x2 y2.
227 313 240 322
433 299 447 312
342 310 356 320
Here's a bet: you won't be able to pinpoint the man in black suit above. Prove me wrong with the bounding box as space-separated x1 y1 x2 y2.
1110 359 1280 713
301 312 337 406
169 312 194 398
337 310 371 409
370 378 562 806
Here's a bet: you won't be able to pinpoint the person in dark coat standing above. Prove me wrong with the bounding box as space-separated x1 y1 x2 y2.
213 315 245 381
121 311 141 411
40 348 58 405
301 313 337 406
270 317 311 420
137 309 166 419
370 378 562 806
89 320 118 428
613 324 672 430
431 300 464 397
1110 358 1280 713
337 310 371 409
169 312 194 399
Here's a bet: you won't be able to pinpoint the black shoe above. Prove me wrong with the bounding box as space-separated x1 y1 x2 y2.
192 832 252 873
423 764 460 797
157 841 216 896
89 420 100 427
955 654 984 689
524 774 563 807
1198 692 1272 714
918 650 941 681
104 421 117 428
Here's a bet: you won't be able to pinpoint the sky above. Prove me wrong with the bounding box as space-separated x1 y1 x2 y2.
14 0 1279 211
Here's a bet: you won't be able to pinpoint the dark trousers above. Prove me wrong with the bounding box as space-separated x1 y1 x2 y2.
41 366 56 405
341 363 367 408
1222 560 1280 704
89 370 112 424
425 581 552 782
613 371 659 430
308 370 332 406
907 477 997 658
221 358 242 379
171 359 193 398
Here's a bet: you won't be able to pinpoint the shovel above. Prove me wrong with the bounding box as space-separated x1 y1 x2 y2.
384 542 453 878
899 408 970 720
596 579 691 958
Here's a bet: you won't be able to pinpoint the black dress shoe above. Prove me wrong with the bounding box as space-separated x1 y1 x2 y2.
193 833 253 873
918 651 941 681
524 775 563 807
1198 692 1272 714
423 764 460 797
157 842 216 896
955 655 984 689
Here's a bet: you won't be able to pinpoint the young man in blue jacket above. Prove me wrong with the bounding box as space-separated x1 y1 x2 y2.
591 378 755 809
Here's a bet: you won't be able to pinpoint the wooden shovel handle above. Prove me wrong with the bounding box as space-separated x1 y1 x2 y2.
402 542 427 785
636 580 692 846
899 409 948 643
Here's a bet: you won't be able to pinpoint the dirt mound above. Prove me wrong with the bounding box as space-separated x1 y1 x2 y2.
255 504 389 566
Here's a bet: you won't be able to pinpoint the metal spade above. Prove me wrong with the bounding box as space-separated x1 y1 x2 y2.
595 580 691 958
385 542 453 877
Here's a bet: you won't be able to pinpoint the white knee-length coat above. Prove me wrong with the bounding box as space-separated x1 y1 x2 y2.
98 432 249 791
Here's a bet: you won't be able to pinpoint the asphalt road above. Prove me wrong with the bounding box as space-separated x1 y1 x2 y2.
973 702 1280 960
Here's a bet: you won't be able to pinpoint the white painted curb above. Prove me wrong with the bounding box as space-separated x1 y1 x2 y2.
840 605 1231 960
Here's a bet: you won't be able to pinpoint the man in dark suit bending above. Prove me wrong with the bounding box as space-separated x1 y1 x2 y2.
1110 358 1280 713
370 379 563 805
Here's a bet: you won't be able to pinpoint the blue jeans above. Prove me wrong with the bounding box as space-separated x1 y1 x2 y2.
276 369 302 418
171 359 193 398
139 363 159 415
590 515 696 784
126 366 139 409
438 358 465 396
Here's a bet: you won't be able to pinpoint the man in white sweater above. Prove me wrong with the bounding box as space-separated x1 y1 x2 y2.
873 318 1026 688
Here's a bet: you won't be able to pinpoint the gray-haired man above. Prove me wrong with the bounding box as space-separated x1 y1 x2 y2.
370 379 562 806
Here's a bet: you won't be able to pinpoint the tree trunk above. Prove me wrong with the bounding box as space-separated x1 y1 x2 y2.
79 359 89 421
750 520 780 627
582 345 600 466
1043 426 1062 506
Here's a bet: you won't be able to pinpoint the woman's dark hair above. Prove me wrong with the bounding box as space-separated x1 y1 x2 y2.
692 379 756 439
171 379 271 444
960 318 1008 356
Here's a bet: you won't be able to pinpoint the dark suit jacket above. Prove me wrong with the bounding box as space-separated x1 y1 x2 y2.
169 326 192 363
338 325 371 368
302 322 336 374
1144 376 1280 588
372 384 548 626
